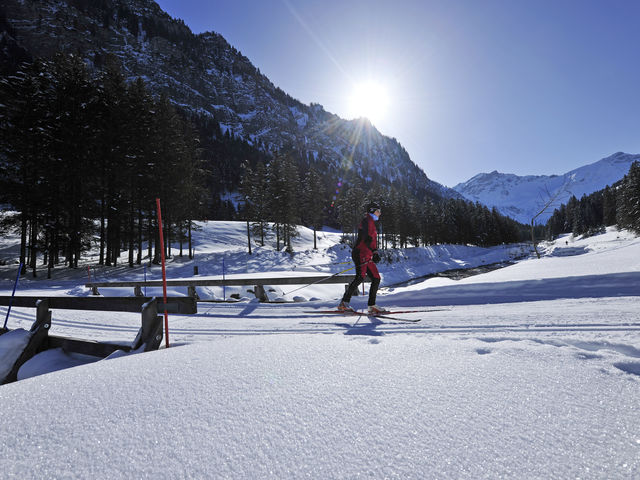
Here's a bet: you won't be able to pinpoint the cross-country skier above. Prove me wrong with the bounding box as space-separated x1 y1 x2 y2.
338 202 388 314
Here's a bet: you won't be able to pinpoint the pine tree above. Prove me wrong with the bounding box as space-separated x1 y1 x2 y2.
175 117 207 259
547 204 567 238
602 185 617 226
617 161 640 233
266 154 300 252
0 58 53 276
48 53 99 269
301 167 325 249
565 196 579 234
335 179 365 244
95 55 130 265
419 200 439 246
572 196 587 235
240 161 269 247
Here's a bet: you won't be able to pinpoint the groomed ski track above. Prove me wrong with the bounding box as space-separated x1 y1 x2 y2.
7 297 638 345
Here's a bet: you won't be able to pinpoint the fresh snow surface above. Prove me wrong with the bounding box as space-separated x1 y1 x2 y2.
0 222 639 479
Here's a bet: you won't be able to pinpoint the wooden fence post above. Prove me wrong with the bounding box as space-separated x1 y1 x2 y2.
131 298 164 352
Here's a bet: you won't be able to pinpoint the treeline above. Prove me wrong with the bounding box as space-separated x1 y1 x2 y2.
1 52 529 277
546 161 640 237
0 53 207 276
241 157 527 252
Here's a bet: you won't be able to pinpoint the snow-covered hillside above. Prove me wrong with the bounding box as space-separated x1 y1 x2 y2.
1 223 639 478
454 152 640 224
2 0 454 201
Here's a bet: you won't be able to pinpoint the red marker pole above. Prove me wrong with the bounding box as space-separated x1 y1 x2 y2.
156 198 170 348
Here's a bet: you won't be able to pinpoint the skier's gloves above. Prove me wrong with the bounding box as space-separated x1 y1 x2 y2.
372 251 381 263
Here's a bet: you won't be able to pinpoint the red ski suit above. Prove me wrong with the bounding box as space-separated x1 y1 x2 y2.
353 214 380 279
341 213 381 306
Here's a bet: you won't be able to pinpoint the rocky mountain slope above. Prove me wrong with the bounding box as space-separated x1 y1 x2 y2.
1 0 455 201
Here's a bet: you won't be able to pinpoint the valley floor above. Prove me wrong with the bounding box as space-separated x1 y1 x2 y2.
0 224 639 478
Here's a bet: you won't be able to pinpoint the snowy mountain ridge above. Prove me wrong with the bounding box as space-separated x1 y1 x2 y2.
0 0 455 201
453 152 640 224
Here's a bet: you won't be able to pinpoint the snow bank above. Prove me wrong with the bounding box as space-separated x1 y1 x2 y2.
0 328 32 381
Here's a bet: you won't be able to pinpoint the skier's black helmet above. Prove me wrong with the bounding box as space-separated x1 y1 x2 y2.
367 202 381 213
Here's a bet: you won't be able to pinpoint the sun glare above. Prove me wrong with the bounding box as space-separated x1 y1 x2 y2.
347 80 390 126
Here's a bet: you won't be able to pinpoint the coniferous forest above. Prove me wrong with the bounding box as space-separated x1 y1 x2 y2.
5 52 638 276
0 53 207 276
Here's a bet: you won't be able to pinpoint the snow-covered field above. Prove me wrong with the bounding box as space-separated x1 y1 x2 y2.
1 222 639 479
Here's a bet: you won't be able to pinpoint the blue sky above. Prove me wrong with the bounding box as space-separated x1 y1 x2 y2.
155 0 640 187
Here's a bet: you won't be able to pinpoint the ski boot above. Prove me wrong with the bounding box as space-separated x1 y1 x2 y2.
368 305 389 315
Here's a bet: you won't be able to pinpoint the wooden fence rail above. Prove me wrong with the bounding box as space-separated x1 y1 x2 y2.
0 295 197 314
85 275 367 301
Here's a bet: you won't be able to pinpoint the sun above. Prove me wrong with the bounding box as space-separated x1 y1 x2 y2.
346 80 390 126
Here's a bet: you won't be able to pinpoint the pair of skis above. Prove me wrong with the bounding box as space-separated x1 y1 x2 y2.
305 308 444 323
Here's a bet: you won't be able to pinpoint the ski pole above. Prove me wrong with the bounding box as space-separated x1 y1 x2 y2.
282 265 356 297
282 262 369 297
292 260 353 271
3 262 23 330
308 261 353 267
156 198 170 349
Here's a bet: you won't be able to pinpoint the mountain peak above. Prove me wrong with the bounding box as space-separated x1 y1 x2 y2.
454 153 640 224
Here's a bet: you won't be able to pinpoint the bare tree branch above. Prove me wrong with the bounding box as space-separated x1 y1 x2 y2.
530 178 571 258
